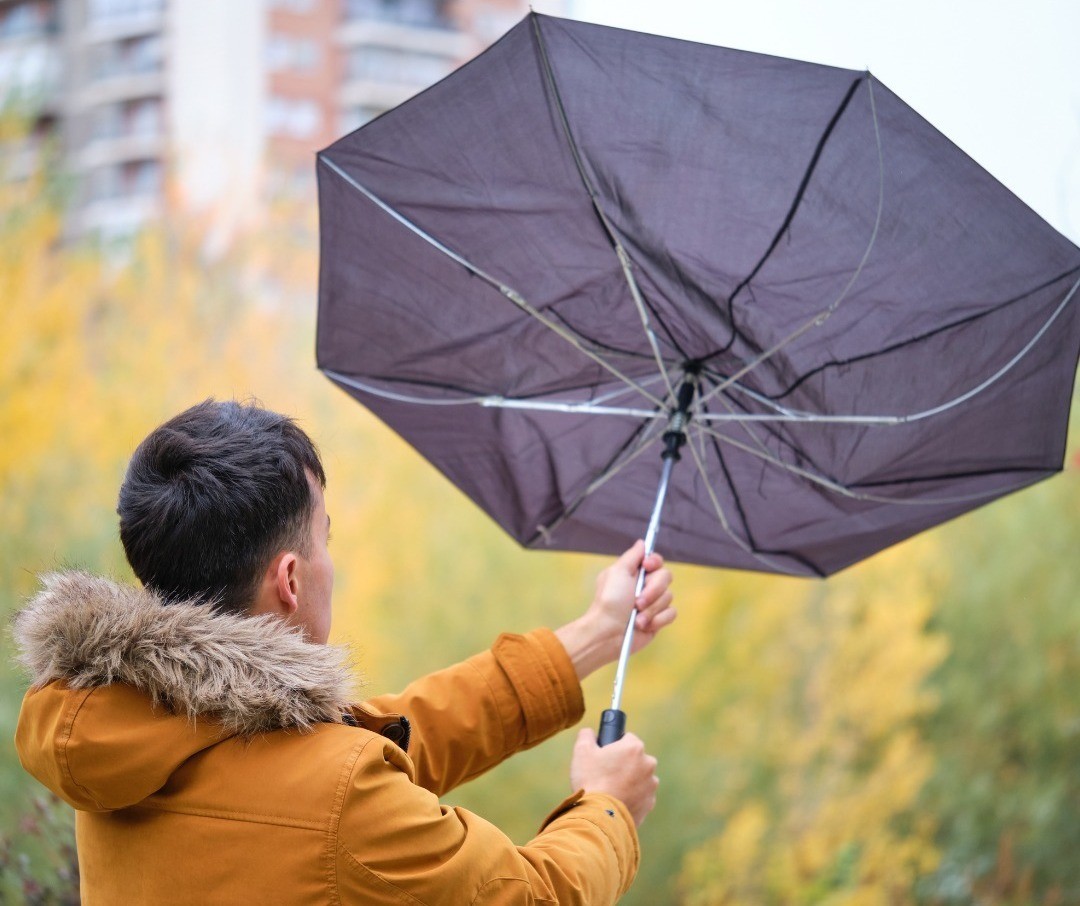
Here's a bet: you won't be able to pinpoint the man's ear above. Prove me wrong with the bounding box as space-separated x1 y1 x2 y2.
274 552 300 616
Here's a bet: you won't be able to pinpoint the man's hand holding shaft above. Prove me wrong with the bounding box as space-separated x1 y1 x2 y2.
553 539 675 681
554 541 673 827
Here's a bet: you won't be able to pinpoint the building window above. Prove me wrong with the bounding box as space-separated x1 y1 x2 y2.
344 0 448 30
127 157 161 195
0 42 60 98
266 34 319 72
347 45 449 86
93 97 162 140
88 158 162 201
86 0 165 26
91 33 163 80
340 104 382 134
266 96 321 139
0 1 57 40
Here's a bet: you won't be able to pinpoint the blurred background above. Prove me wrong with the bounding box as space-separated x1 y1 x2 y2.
1 0 1078 903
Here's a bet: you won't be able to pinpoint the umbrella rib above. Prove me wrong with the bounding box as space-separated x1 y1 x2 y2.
692 272 1080 426
684 421 805 575
697 374 829 487
868 273 1080 423
699 366 797 417
701 379 812 479
696 366 902 424
530 414 669 546
855 465 1052 488
323 369 668 419
695 75 886 411
696 394 826 574
530 15 681 401
482 398 661 418
319 156 667 409
693 421 1024 506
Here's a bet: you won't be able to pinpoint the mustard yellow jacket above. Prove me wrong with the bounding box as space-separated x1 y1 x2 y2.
14 573 639 904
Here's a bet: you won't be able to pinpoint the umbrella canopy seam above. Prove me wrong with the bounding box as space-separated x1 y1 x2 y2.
693 421 1030 508
709 74 870 361
770 265 1080 402
695 76 886 410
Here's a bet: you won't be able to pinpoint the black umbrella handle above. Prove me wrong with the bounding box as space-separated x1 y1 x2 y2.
597 708 626 746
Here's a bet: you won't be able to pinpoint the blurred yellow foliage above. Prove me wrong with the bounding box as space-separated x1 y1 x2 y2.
680 542 946 905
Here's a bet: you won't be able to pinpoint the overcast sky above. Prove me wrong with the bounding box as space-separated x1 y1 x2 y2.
569 0 1080 244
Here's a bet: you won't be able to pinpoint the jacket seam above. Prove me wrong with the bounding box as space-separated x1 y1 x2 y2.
136 803 326 830
327 733 375 906
338 846 426 905
58 688 105 810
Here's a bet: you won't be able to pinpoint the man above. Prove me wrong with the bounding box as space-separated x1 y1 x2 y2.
15 399 674 904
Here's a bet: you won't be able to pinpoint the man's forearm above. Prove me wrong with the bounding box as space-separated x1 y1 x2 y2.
554 615 622 681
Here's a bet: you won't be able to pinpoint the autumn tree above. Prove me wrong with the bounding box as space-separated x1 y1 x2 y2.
916 442 1080 906
678 542 946 905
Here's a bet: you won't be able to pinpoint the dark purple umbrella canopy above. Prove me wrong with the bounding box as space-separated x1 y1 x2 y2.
316 12 1080 578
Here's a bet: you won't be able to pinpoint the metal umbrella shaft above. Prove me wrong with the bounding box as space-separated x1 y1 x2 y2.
598 378 695 746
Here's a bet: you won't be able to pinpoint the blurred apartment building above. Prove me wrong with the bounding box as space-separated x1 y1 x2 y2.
0 0 560 239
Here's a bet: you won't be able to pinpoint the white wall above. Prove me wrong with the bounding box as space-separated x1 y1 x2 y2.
168 0 266 247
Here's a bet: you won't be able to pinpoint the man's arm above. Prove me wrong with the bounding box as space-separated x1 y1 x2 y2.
334 735 643 905
363 627 585 796
364 542 675 796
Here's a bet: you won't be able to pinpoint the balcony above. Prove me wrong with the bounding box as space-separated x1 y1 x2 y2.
343 0 451 30
338 13 468 59
82 0 166 45
76 69 164 107
75 110 165 170
338 41 460 111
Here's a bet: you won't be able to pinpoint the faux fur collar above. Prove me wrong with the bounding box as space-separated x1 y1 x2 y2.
13 572 357 736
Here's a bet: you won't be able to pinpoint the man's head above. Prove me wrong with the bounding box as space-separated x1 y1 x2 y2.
118 400 330 632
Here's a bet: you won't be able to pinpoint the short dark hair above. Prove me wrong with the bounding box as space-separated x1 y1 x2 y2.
118 400 326 614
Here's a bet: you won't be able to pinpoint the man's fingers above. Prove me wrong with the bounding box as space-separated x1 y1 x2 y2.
637 603 677 633
637 587 674 619
576 727 598 750
635 567 673 607
615 539 646 575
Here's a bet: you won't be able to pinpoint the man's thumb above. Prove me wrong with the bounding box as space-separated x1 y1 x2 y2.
616 539 646 574
576 726 598 749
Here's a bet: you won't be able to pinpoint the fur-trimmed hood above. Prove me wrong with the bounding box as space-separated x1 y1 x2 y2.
13 572 357 736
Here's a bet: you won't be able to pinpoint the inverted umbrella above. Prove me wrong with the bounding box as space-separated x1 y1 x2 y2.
316 13 1080 742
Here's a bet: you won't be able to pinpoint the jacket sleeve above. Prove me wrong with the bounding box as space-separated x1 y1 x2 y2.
334 735 639 905
362 628 584 796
